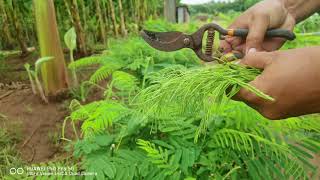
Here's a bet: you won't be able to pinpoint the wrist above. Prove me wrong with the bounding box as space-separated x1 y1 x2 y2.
283 0 320 23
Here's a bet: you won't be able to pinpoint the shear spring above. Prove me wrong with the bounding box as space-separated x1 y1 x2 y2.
205 29 215 57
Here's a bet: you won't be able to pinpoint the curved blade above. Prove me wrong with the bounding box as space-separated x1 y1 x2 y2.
141 30 188 52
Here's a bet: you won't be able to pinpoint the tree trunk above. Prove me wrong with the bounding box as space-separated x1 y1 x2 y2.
118 0 127 36
164 0 176 23
78 0 87 31
134 0 140 26
108 0 118 37
33 0 69 96
63 0 74 24
0 0 14 49
67 0 87 56
101 0 110 35
8 1 29 54
140 0 146 22
94 0 107 44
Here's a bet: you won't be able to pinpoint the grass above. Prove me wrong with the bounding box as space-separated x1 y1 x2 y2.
0 115 24 178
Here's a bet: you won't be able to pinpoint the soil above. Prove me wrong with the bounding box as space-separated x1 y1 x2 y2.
0 53 74 163
0 53 103 164
0 86 71 163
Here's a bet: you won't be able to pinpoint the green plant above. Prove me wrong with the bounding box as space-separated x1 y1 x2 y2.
69 37 200 82
63 16 320 180
0 54 9 76
67 36 200 102
64 27 78 86
0 128 24 178
67 97 320 179
134 63 274 141
65 74 320 180
24 63 37 95
24 57 54 103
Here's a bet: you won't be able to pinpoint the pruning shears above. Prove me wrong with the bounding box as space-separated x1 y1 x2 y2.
141 23 296 62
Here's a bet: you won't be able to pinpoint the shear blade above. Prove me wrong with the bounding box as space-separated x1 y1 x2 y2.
141 30 187 52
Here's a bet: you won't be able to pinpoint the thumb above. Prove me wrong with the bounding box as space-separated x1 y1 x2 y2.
246 14 269 54
241 51 273 70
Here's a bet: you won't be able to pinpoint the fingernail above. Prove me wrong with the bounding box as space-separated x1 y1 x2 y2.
247 48 256 54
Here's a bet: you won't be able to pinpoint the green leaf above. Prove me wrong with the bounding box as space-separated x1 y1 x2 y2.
64 27 77 51
35 56 54 75
94 134 114 147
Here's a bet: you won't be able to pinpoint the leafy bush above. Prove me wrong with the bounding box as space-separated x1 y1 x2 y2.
189 0 262 15
65 61 320 179
295 14 320 33
66 98 320 179
64 17 320 180
68 36 201 101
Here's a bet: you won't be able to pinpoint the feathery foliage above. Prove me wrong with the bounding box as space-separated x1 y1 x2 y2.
135 63 273 115
65 98 320 180
63 17 320 180
134 63 275 141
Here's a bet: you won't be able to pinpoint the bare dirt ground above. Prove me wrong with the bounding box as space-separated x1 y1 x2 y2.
0 53 74 163
0 86 70 163
0 53 101 164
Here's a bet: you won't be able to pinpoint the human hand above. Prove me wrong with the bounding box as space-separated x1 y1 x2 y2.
220 0 296 55
234 47 320 120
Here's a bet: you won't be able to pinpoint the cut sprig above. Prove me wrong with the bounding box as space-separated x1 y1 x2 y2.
133 63 274 117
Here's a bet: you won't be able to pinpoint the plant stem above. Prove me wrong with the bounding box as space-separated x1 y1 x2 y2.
34 74 48 104
70 50 78 87
26 68 37 95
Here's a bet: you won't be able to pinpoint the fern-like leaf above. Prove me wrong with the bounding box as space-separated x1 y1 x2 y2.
68 56 103 70
89 62 124 83
69 100 128 137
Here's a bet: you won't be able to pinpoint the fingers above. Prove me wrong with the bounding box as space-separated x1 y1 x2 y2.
233 78 265 108
220 14 248 53
245 14 269 53
241 51 273 69
233 51 274 107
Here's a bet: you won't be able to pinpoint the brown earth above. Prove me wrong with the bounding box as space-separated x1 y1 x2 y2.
0 53 74 163
0 86 72 163
0 53 102 164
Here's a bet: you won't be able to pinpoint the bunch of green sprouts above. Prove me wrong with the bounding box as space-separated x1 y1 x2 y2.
24 57 53 103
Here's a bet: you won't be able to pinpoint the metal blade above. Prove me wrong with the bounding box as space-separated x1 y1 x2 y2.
141 30 188 52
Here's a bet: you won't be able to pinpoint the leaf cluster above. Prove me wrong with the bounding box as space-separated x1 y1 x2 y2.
66 97 320 180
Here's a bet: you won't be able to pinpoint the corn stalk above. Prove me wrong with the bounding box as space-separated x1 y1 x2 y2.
66 0 87 56
0 0 14 49
33 0 69 96
94 0 107 44
6 0 29 55
118 0 127 36
108 0 118 37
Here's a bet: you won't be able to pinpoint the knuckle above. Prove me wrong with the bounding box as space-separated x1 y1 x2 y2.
247 34 262 44
251 9 269 20
242 52 257 65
